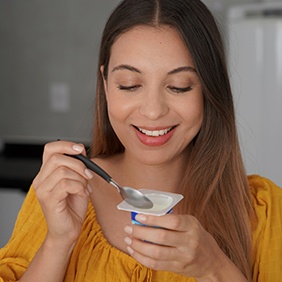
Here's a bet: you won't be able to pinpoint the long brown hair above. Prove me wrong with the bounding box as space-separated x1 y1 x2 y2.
91 0 253 279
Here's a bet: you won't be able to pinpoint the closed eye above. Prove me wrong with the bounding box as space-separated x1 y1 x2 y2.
168 86 192 93
118 85 141 92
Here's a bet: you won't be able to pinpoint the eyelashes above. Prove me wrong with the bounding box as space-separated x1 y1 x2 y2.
117 84 193 93
167 86 192 93
118 84 141 91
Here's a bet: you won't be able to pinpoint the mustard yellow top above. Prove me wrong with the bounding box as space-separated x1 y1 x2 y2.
0 175 281 281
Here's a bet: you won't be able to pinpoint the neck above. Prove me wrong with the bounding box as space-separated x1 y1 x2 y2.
114 152 188 194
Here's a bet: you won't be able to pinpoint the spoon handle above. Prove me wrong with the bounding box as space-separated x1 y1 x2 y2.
66 154 112 183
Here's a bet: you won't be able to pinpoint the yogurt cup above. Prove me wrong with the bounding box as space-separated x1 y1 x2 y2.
117 189 183 225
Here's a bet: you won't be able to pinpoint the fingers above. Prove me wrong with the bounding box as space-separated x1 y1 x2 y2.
124 229 182 272
34 146 93 216
125 243 179 272
31 141 93 242
33 140 93 190
135 213 201 232
34 153 93 189
123 213 203 258
124 224 182 247
124 213 217 277
124 234 176 259
32 140 94 218
42 140 87 164
125 214 204 252
35 167 91 200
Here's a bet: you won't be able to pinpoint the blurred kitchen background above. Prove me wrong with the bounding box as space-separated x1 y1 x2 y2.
0 0 281 247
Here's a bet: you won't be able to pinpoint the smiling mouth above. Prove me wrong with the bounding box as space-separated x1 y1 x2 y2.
134 126 177 137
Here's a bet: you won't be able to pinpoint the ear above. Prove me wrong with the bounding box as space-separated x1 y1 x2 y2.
100 65 107 91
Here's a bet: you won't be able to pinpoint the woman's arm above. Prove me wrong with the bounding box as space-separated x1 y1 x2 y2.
18 141 93 281
198 248 248 282
19 236 75 282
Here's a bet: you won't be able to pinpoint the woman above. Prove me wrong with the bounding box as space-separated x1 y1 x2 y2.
0 0 281 281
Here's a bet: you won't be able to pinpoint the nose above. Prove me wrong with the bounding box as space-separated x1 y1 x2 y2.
139 89 169 120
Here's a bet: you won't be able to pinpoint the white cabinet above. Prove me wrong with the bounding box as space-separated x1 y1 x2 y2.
0 189 26 247
228 3 282 186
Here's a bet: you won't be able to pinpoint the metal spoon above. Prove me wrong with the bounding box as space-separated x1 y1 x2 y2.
67 154 153 209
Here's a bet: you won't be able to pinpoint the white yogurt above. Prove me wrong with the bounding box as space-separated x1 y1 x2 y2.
117 189 183 216
144 194 173 212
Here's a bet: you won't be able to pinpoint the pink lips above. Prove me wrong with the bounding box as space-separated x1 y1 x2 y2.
133 126 177 146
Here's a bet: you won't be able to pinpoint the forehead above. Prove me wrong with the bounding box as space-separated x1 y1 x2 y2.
109 25 195 70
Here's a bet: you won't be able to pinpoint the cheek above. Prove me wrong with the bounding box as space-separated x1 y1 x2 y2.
181 96 204 126
193 102 204 125
107 101 122 126
106 83 140 119
106 85 121 116
106 90 132 127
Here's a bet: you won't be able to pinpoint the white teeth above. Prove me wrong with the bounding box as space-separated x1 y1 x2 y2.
138 127 172 137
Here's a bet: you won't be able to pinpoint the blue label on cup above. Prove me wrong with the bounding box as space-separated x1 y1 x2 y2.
131 209 173 226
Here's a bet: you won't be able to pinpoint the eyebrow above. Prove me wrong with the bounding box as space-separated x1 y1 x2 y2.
111 64 196 75
111 64 142 74
167 66 197 75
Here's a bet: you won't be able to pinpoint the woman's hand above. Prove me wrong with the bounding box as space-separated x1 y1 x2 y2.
123 214 247 281
32 140 93 247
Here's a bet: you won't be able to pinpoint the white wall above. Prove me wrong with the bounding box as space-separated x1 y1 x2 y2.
0 0 120 145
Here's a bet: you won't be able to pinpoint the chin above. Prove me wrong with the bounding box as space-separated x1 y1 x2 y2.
131 149 178 166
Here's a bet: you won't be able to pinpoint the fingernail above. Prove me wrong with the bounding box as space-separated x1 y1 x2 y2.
136 214 146 222
85 169 94 179
124 226 133 234
85 189 89 196
127 246 134 255
124 237 132 245
72 144 84 153
87 184 93 193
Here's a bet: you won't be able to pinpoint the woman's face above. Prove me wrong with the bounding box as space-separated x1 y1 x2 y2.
102 25 203 165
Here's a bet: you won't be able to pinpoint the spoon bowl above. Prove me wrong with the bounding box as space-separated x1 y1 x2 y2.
67 154 153 209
